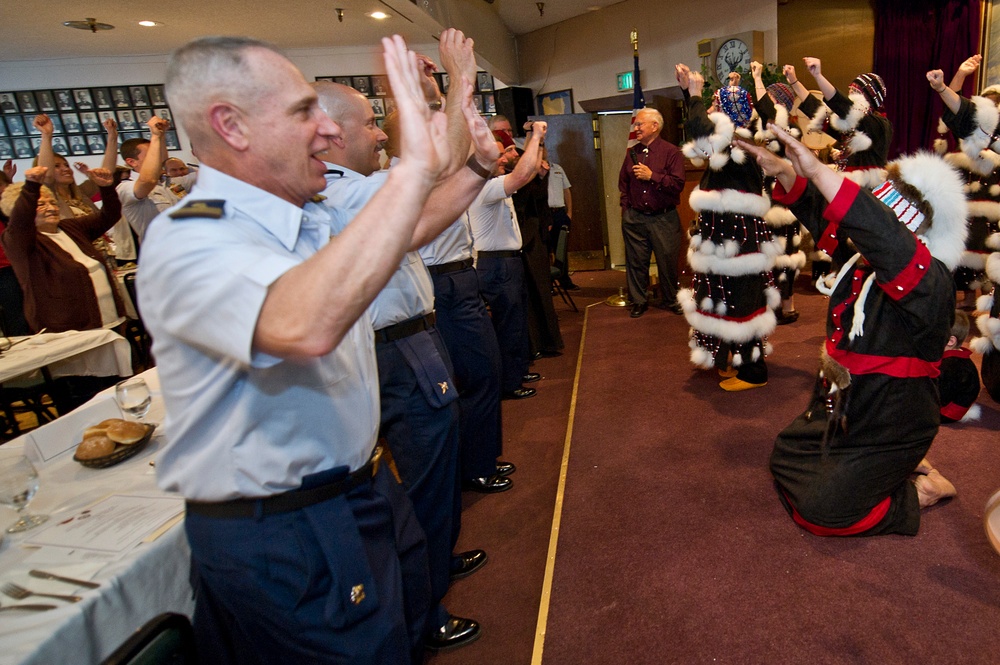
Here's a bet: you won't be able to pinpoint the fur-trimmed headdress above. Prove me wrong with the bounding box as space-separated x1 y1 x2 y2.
872 151 968 270
767 83 795 112
849 73 886 112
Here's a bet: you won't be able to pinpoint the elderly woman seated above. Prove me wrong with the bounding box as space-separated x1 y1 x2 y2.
0 165 124 333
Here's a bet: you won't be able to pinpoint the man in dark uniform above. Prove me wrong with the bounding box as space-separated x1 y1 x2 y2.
618 107 686 317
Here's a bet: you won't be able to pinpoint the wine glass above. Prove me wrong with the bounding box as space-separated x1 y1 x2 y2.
0 455 48 533
115 377 151 422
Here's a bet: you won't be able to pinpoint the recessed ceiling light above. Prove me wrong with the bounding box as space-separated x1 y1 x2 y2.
138 20 162 27
368 11 390 19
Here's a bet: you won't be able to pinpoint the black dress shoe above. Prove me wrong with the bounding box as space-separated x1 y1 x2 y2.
463 474 513 493
522 372 541 383
425 616 481 652
503 387 536 400
538 349 562 358
495 460 516 477
531 351 543 360
450 549 488 581
667 303 683 315
776 309 800 325
630 303 648 318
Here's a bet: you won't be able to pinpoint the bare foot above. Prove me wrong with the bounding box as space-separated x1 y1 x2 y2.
915 458 934 475
915 469 957 508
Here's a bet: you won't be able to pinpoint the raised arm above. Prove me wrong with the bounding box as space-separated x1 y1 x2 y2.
502 121 547 195
928 69 961 115
802 57 836 100
439 28 476 174
33 115 57 188
751 61 766 103
949 54 981 93
131 117 169 200
253 36 455 357
100 118 119 172
783 64 811 102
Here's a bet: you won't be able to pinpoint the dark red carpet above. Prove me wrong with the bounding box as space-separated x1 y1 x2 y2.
432 270 1000 664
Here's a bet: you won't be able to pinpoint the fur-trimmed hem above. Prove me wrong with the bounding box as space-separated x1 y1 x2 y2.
687 243 780 276
960 404 982 422
977 293 994 312
944 148 1000 177
985 232 1000 251
689 187 771 217
685 307 778 344
976 311 1000 351
829 91 868 133
970 334 996 354
987 251 1000 283
957 251 989 270
682 111 736 171
774 251 806 271
763 204 797 228
966 200 1000 222
807 101 829 134
847 130 872 154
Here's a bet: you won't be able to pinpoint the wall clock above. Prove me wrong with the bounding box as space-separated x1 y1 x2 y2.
716 38 751 83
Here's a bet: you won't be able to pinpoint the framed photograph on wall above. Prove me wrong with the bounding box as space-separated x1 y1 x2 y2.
92 88 113 109
352 76 371 96
334 77 352 87
117 110 138 130
149 85 168 106
369 98 385 118
36 91 56 112
476 72 493 92
536 89 574 115
385 98 397 116
1 93 19 114
165 130 181 151
472 94 483 113
435 73 449 94
73 89 94 110
110 87 131 108
51 136 69 156
61 112 82 133
12 137 33 158
16 91 38 114
80 112 100 133
68 135 88 156
53 89 74 111
0 138 12 159
86 133 106 154
484 93 496 114
371 76 390 96
5 115 26 136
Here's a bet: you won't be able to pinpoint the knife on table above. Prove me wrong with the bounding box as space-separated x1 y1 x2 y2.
28 570 100 589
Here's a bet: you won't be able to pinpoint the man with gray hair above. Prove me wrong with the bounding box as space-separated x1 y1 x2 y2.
138 34 457 663
618 107 686 317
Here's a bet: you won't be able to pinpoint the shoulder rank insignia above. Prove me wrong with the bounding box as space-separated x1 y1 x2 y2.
169 199 226 220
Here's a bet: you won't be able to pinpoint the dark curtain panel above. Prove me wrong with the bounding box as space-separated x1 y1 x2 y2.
873 0 980 158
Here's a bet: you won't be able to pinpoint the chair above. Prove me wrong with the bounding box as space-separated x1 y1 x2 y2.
101 613 198 665
550 227 578 312
122 272 153 370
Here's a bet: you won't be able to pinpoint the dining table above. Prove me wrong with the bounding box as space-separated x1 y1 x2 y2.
0 329 132 386
0 368 194 665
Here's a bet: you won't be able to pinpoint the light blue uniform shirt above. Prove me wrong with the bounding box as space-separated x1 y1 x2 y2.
322 164 434 329
468 175 522 252
547 163 571 208
137 165 379 501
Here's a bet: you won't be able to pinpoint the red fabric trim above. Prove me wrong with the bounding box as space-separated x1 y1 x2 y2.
772 176 807 205
943 347 972 360
816 180 860 255
825 340 942 378
696 306 769 324
842 165 882 172
880 241 931 301
827 266 867 349
785 492 892 536
941 402 969 420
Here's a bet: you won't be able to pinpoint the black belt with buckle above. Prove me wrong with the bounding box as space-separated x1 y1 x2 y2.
186 446 383 519
427 258 473 276
477 250 521 259
374 312 436 344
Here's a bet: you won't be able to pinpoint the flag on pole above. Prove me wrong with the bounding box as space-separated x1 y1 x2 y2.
627 29 645 149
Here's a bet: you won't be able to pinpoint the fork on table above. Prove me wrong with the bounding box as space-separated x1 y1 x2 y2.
0 582 81 603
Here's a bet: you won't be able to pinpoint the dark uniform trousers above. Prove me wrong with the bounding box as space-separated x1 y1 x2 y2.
476 254 530 393
375 327 460 634
430 265 504 480
622 206 682 307
185 463 432 664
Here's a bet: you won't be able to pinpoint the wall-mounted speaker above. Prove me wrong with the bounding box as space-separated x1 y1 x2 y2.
495 87 535 137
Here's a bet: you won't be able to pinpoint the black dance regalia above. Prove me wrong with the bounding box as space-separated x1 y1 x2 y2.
769 152 966 536
679 91 779 384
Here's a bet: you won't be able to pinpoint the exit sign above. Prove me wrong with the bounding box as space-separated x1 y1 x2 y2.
617 71 634 92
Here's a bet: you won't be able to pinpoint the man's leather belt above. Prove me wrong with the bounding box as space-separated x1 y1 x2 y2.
630 205 675 216
427 258 473 276
374 312 436 344
477 250 521 259
185 446 383 519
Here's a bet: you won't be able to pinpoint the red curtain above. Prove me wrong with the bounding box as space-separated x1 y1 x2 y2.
873 0 981 158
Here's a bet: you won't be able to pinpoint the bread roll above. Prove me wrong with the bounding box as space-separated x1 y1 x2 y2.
83 418 127 439
76 435 115 459
106 420 148 445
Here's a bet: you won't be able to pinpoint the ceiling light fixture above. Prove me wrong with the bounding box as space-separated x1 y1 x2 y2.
369 11 390 19
138 20 162 27
336 8 344 22
63 17 115 33
537 3 545 17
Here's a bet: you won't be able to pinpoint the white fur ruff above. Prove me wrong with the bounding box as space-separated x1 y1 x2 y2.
985 232 1000 251
688 187 771 217
687 241 781 277
944 148 1000 178
959 96 1000 160
957 251 988 270
843 168 887 189
682 112 736 171
763 205 797 228
890 151 969 270
829 91 868 133
685 303 778 344
966 200 1000 222
773 251 806 271
987 251 1000 283
977 293 994 312
975 312 1000 351
961 404 982 421
807 100 830 134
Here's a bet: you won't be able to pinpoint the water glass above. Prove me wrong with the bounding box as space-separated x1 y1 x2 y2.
115 377 151 422
0 455 48 533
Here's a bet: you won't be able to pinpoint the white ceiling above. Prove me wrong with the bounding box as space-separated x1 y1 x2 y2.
0 0 620 62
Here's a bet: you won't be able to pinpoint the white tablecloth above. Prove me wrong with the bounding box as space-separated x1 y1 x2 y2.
0 330 132 384
0 369 193 665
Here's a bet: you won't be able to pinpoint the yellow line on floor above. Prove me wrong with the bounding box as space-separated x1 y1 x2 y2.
531 301 605 664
